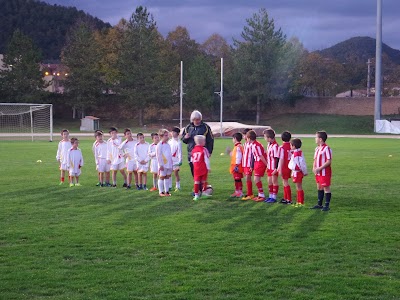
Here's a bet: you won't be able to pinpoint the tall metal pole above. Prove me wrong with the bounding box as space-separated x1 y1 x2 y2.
220 58 223 137
374 0 382 132
180 61 183 129
367 59 371 97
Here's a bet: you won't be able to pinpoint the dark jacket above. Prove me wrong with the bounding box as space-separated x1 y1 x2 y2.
182 121 214 161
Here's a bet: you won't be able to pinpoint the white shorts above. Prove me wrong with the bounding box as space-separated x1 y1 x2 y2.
172 165 180 171
110 162 125 171
159 168 172 177
59 163 68 171
137 162 149 173
97 159 110 173
150 159 158 174
126 160 138 172
69 169 81 177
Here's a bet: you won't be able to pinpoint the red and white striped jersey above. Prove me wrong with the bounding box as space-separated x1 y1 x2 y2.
288 149 308 175
267 140 280 170
242 141 254 167
250 140 266 162
314 144 332 176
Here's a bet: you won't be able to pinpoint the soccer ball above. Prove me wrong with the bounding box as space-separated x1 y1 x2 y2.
202 185 213 196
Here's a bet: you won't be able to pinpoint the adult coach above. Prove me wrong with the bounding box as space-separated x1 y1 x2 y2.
182 110 214 176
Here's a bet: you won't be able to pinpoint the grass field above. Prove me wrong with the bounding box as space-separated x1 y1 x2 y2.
1 137 399 299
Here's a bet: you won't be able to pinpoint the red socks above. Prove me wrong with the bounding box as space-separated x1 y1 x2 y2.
246 180 253 196
256 181 263 194
297 190 304 204
284 186 292 201
194 183 200 194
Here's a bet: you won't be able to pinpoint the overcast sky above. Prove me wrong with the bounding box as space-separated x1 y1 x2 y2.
44 0 400 50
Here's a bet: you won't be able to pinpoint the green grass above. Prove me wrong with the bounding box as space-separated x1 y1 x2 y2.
1 137 399 299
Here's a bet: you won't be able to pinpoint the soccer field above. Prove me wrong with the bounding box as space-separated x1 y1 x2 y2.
0 137 399 299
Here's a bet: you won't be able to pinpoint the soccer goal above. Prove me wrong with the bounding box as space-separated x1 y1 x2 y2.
0 103 53 141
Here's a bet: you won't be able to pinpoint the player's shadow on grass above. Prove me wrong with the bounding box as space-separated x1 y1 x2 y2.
290 210 328 240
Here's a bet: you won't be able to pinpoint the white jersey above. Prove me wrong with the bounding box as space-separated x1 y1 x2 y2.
107 137 124 165
135 142 150 164
168 138 182 165
119 139 136 163
148 142 158 173
156 141 173 169
92 141 97 159
68 147 84 175
56 140 72 164
94 141 108 163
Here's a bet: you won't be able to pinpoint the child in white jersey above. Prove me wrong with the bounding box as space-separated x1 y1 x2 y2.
68 137 84 187
106 127 127 188
148 133 160 192
157 129 173 197
135 132 150 190
168 127 182 192
119 128 138 189
94 131 110 187
56 129 72 185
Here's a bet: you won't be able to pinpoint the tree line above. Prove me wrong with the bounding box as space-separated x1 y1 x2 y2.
0 6 385 125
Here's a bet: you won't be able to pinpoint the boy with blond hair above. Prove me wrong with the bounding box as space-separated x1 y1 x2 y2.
157 129 173 196
191 135 211 201
56 129 72 185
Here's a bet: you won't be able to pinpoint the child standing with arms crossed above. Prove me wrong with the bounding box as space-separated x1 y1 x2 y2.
288 138 308 206
230 132 244 198
191 135 211 201
68 137 84 187
312 131 332 211
56 129 71 185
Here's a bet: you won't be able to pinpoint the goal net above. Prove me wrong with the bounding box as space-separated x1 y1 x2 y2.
0 103 53 141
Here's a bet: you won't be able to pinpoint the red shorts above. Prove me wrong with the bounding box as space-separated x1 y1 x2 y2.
315 175 331 187
292 171 304 183
243 167 253 176
267 169 278 177
194 173 208 183
254 162 266 177
280 168 291 180
233 172 243 180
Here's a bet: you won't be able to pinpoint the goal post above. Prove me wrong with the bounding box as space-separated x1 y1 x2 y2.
0 103 53 141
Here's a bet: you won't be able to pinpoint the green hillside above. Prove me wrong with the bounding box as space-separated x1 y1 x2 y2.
0 0 111 60
316 36 400 64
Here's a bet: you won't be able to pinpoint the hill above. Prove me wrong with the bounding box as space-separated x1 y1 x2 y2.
0 0 111 60
316 36 400 65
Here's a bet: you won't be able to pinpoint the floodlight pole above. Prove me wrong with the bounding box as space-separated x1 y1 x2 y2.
214 58 224 137
180 61 183 129
374 0 382 132
220 58 223 137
